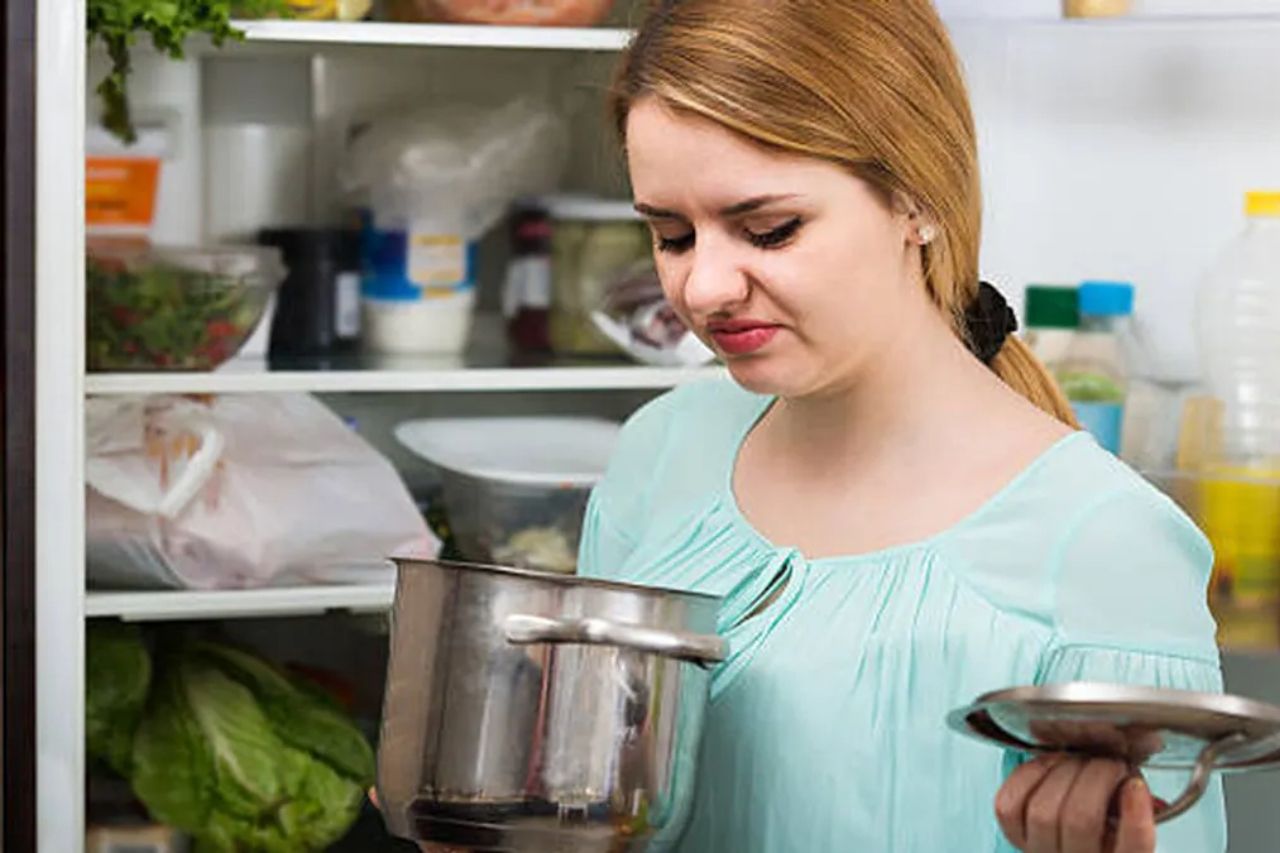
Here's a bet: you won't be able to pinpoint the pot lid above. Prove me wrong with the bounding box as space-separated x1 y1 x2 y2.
948 682 1280 771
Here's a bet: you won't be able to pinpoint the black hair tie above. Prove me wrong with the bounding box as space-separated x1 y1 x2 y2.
964 281 1017 365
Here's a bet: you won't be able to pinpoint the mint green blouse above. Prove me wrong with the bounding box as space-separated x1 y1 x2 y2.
578 379 1226 852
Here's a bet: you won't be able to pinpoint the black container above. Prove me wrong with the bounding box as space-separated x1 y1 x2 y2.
259 228 361 363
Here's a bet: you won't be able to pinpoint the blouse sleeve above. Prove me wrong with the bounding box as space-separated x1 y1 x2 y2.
1036 484 1227 853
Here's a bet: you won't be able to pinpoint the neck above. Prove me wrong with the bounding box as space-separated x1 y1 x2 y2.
770 303 1009 473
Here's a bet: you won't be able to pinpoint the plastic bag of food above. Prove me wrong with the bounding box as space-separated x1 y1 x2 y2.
339 95 568 240
590 262 716 367
86 393 437 589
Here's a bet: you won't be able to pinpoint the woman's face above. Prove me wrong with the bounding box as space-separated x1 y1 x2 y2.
626 97 932 398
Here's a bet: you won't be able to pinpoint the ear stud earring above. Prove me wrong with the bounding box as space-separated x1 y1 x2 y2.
917 224 937 246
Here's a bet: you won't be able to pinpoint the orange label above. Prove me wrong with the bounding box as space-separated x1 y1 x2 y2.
85 157 160 228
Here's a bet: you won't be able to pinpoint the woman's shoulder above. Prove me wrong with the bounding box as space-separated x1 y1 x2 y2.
969 431 1206 551
945 433 1217 659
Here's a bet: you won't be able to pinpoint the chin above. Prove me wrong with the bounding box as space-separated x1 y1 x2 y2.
723 355 813 398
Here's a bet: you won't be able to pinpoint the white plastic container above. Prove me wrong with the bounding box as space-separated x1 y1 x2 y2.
1196 191 1280 464
362 290 476 356
394 417 620 574
358 225 478 356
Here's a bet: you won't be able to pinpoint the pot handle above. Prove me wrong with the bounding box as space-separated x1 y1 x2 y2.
504 614 727 664
1152 732 1250 825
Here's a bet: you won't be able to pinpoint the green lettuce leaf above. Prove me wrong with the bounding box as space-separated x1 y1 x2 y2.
193 642 375 786
86 622 152 777
132 666 216 830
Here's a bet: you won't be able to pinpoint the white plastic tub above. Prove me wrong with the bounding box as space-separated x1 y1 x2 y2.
395 417 620 573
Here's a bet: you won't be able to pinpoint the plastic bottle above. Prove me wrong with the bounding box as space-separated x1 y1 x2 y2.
1022 284 1079 365
1055 280 1135 455
1191 190 1280 649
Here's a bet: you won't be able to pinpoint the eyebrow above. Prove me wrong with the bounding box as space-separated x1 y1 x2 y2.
634 194 799 220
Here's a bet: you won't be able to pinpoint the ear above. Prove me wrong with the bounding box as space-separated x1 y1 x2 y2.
893 192 937 247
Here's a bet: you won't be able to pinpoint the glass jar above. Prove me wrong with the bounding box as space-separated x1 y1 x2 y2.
535 196 653 358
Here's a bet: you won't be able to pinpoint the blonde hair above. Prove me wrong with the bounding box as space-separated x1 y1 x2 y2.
611 0 1077 425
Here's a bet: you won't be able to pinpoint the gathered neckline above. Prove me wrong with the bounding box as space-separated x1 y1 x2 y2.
722 393 1092 567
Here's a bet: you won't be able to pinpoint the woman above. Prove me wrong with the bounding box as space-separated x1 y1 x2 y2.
575 1 1225 852
405 1 1223 851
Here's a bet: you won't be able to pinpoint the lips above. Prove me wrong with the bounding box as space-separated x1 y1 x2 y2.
706 320 781 356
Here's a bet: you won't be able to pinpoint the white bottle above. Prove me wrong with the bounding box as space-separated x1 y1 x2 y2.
1196 191 1280 465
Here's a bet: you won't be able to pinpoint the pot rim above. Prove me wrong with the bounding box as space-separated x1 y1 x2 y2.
391 555 722 603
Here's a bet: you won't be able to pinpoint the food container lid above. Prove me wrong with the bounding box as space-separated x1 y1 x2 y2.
1024 285 1078 330
528 194 642 223
1078 280 1134 317
88 240 286 288
394 417 621 487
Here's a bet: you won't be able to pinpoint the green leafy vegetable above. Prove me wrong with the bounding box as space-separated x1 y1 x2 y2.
191 642 375 785
86 622 152 777
87 0 291 143
88 631 373 851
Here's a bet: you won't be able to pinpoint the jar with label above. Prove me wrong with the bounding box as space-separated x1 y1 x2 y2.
259 228 361 364
503 206 553 354
1055 280 1135 455
537 196 653 358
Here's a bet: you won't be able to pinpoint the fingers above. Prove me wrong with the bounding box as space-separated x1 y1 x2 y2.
1061 760 1129 853
1109 777 1157 853
996 754 1068 850
1024 758 1088 853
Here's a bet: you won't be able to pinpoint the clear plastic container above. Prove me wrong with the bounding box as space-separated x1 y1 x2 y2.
385 0 616 26
85 240 284 372
1055 280 1135 454
394 417 621 574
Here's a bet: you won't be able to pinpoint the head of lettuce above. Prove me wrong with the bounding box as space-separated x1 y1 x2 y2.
87 623 375 851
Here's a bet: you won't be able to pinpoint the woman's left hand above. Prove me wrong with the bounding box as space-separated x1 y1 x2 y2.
994 755 1157 853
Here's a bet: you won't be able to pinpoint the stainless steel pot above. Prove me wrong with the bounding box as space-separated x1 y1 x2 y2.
378 558 727 852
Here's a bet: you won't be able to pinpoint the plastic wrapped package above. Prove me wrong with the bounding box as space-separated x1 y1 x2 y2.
339 97 568 355
86 394 438 590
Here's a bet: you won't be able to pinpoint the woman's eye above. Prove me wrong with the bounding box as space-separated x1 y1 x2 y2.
746 217 802 249
656 231 696 254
